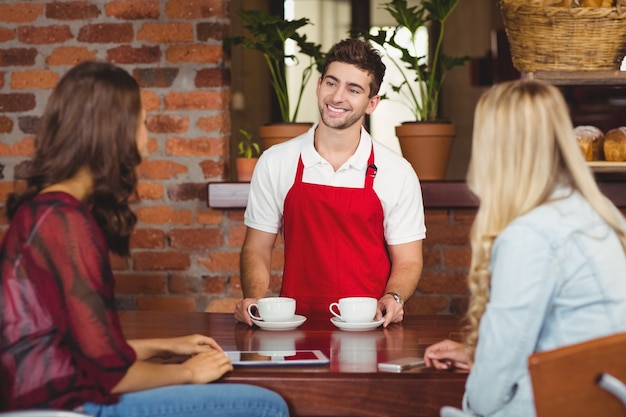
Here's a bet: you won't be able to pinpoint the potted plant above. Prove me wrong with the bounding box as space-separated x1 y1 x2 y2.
235 128 261 182
355 0 469 180
225 8 326 150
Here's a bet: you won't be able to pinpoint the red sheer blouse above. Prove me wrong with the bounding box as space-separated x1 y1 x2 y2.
0 192 136 410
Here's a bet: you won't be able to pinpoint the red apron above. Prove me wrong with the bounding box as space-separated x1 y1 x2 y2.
280 145 391 317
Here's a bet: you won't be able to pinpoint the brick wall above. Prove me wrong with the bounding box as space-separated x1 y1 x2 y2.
0 0 472 315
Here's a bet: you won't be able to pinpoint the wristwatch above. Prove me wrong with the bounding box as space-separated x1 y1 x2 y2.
384 291 404 306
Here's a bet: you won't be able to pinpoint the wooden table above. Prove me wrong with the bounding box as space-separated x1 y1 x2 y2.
119 311 468 417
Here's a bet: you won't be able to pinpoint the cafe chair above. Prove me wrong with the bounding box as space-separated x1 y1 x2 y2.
0 412 91 417
529 331 626 417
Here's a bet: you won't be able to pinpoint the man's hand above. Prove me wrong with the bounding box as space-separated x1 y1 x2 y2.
376 294 404 328
234 297 259 326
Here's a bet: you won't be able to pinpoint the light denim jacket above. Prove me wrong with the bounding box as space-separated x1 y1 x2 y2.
462 188 626 417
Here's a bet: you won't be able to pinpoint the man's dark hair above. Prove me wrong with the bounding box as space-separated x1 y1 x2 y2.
322 38 386 98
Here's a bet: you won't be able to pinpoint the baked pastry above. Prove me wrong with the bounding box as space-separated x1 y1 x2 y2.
603 127 626 162
574 125 604 161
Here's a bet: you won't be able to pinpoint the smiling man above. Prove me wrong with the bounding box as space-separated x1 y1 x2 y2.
234 38 426 328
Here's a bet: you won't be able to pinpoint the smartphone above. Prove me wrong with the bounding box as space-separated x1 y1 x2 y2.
377 357 425 373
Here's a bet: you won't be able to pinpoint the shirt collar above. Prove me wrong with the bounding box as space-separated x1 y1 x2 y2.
301 123 372 170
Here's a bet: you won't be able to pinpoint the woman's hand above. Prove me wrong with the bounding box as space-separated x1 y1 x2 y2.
165 334 223 356
424 339 473 371
181 349 234 383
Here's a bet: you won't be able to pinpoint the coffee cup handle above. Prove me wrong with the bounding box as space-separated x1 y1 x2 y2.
247 303 263 321
329 302 342 320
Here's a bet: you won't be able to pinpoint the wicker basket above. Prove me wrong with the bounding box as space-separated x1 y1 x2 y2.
500 0 626 72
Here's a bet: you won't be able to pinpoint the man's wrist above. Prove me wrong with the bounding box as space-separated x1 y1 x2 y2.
383 291 404 306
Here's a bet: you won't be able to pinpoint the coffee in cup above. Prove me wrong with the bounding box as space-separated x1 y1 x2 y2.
329 297 377 323
248 297 296 322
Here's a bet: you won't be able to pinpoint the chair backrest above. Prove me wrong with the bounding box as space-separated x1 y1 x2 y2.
528 332 626 417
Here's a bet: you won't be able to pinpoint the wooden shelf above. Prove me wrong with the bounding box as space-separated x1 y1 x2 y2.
587 161 626 173
524 70 626 86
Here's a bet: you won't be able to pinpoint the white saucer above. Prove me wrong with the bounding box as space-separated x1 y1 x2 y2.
252 314 307 331
330 317 385 331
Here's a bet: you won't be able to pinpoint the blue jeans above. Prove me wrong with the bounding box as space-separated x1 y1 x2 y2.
80 384 289 417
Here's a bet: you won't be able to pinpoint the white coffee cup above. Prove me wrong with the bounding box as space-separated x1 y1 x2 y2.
329 297 377 323
248 297 296 322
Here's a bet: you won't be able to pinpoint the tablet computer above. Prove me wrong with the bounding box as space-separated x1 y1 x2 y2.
225 349 329 366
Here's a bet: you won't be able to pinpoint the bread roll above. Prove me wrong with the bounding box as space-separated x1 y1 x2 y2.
574 125 604 161
604 127 626 162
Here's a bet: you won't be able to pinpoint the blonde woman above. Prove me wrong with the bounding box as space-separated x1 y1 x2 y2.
424 80 626 416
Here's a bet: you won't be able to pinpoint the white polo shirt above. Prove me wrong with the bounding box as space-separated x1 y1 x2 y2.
244 124 426 245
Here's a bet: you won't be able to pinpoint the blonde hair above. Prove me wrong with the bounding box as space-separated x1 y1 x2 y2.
464 80 626 354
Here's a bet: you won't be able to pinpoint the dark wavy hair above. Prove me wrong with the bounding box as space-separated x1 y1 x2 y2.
5 61 142 256
321 38 386 98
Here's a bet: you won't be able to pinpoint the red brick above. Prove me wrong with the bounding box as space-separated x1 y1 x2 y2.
137 296 196 312
450 297 469 315
195 68 228 88
417 271 468 295
165 0 225 19
0 182 16 203
46 1 100 20
229 275 242 293
199 159 225 179
0 116 13 134
227 210 245 222
106 0 160 20
203 276 228 294
167 182 206 201
0 27 15 43
166 137 225 156
0 94 36 112
109 253 128 270
132 67 179 88
169 274 204 294
229 224 247 247
196 207 223 225
197 22 227 41
137 23 194 43
268 273 283 293
115 273 168 294
164 91 223 110
205 297 237 313
141 90 160 111
137 160 188 180
0 4 44 23
107 45 161 64
134 205 193 225
17 25 72 44
404 295 449 315
17 115 39 134
136 182 163 200
424 209 449 223
146 114 189 133
0 48 37 66
77 23 133 43
443 247 471 269
10 69 59 89
169 228 224 249
451 209 477 224
424 222 471 245
0 137 35 156
144 137 159 156
46 46 97 66
197 114 228 133
166 44 222 63
13 161 32 179
198 251 239 273
133 251 190 270
131 228 166 249
422 246 442 269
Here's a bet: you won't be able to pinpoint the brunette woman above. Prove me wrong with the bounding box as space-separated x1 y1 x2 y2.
0 61 288 417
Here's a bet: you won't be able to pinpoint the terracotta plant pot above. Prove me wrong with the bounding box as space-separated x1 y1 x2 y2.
236 157 259 182
396 122 456 181
258 123 313 151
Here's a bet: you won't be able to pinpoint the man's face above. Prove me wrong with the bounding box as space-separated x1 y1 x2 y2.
316 61 380 130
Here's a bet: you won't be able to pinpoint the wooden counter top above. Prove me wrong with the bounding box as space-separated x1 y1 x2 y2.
208 178 626 209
